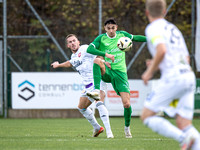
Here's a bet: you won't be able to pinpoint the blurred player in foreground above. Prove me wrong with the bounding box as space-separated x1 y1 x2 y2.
86 18 146 138
51 34 114 138
141 0 200 149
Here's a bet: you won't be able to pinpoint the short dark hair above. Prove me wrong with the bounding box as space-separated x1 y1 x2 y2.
104 18 117 26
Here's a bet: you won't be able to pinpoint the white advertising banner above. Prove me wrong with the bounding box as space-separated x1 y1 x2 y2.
12 72 84 109
12 72 154 116
104 80 152 116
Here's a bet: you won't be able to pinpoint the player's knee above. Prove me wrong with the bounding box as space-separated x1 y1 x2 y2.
100 91 106 101
140 115 153 126
100 96 105 102
176 114 192 130
140 113 146 122
176 121 183 129
123 102 130 108
140 108 155 122
77 104 81 109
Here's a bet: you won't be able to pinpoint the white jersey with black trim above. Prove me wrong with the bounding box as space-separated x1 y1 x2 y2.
69 44 96 85
145 18 191 79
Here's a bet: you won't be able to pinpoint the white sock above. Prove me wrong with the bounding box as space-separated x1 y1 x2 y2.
78 108 101 130
182 125 200 150
144 116 185 142
96 101 112 134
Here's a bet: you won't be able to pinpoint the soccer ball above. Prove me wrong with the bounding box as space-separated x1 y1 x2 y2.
117 37 132 52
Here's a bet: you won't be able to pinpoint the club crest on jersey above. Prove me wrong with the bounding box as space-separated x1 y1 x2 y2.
78 52 81 57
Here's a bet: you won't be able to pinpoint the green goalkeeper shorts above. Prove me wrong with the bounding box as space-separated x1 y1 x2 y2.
102 65 130 96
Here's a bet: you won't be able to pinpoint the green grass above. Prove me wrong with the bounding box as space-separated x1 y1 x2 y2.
0 117 199 150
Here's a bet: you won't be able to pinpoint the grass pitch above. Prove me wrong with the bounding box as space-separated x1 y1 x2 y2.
0 117 199 150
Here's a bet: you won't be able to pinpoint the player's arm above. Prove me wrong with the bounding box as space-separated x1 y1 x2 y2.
97 56 111 69
87 44 106 57
145 59 159 71
51 61 72 68
87 35 114 62
132 35 147 42
148 43 166 72
120 31 147 42
142 43 166 85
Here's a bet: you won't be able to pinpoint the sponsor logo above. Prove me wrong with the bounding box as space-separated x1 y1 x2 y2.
105 43 109 46
107 90 139 98
38 83 84 91
78 52 81 57
18 80 35 101
18 81 84 99
73 60 82 68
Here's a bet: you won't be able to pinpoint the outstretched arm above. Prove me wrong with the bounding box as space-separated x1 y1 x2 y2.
51 61 72 68
132 35 147 42
141 43 166 85
87 44 106 56
87 44 114 62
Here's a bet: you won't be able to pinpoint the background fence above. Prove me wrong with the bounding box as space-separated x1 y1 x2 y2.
0 0 200 118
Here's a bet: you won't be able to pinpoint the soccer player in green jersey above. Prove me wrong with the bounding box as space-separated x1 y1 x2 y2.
86 18 147 138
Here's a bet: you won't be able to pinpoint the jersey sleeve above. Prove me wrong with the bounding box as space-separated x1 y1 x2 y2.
119 31 134 40
69 57 74 66
87 44 106 57
132 35 147 42
146 26 165 48
87 34 106 57
120 31 146 42
90 34 103 49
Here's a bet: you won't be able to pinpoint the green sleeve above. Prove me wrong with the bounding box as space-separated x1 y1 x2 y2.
119 31 133 40
132 35 147 42
87 44 106 57
119 31 146 42
86 34 106 57
91 34 102 49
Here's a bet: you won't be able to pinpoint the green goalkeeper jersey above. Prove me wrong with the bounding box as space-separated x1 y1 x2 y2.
91 31 133 73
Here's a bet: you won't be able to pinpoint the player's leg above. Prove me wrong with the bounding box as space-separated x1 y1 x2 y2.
175 82 200 150
140 80 192 148
112 70 132 138
141 107 185 142
120 92 132 126
120 92 132 138
96 88 114 138
93 58 106 89
86 58 106 100
78 96 104 137
176 115 200 150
